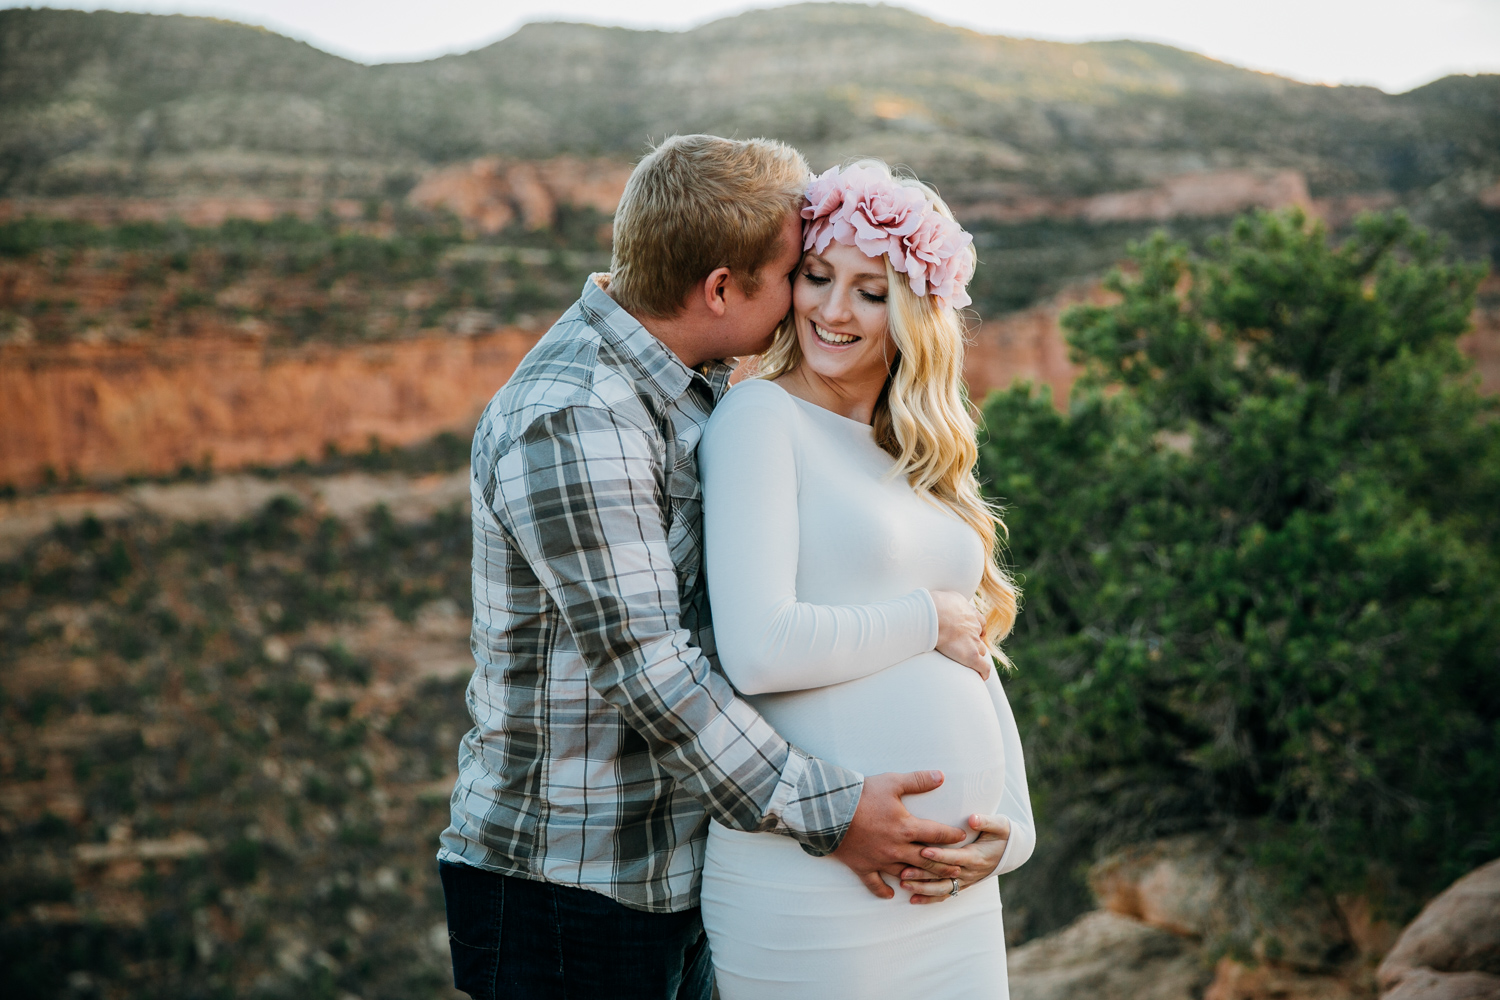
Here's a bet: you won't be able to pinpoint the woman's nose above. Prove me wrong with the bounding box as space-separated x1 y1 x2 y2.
822 285 855 322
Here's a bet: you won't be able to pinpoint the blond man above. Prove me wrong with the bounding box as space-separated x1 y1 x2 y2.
438 135 968 1000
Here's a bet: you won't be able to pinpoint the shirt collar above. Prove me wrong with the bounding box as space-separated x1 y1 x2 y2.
579 275 734 405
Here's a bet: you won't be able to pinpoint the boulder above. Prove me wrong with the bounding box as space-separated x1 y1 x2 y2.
1378 858 1500 998
1381 968 1500 1000
1088 834 1353 972
1008 910 1210 1000
1090 835 1224 936
1205 956 1370 1000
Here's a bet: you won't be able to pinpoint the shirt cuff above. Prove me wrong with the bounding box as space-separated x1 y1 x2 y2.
764 747 863 857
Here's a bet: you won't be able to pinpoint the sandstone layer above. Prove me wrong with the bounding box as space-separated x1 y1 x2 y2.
6 271 1498 491
0 329 541 488
963 282 1103 407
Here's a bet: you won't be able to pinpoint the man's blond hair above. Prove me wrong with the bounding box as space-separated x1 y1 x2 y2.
609 135 809 318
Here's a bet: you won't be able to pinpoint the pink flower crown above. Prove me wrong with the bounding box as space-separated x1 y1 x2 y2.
801 164 975 310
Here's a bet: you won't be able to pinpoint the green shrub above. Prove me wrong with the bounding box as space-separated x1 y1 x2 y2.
222 837 262 884
980 210 1500 922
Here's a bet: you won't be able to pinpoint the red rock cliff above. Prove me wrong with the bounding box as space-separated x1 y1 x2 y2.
0 330 542 487
4 279 1496 490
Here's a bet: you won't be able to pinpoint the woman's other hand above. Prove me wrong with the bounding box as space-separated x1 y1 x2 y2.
932 590 991 680
898 813 1012 904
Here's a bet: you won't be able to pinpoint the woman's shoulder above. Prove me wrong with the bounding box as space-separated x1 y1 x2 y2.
701 378 808 463
707 378 801 432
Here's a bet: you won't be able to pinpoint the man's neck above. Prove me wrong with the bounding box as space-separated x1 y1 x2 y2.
599 277 709 369
635 313 710 370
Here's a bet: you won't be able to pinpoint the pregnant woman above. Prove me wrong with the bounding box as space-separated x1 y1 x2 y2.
698 161 1035 998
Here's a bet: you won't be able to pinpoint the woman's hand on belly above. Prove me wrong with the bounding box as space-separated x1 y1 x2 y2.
898 813 1011 905
831 771 968 899
932 590 992 680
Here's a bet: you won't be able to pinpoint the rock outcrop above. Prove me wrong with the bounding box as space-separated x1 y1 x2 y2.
406 156 632 235
1089 834 1356 973
955 169 1316 225
1377 858 1500 1000
1008 909 1209 1000
1206 956 1368 1000
1010 844 1500 1000
1382 969 1500 1000
5 270 1496 489
962 282 1100 407
1008 835 1388 1000
0 329 542 488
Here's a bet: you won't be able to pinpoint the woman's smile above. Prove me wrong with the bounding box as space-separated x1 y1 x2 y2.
812 322 860 347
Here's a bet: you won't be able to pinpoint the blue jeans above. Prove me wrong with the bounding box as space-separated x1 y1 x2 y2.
438 861 714 1000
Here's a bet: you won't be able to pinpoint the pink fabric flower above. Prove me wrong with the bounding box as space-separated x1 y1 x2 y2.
901 211 975 307
800 164 975 310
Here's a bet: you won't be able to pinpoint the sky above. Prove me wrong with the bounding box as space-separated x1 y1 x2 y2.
12 0 1500 94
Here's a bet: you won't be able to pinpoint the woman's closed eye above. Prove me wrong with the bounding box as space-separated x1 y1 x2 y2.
802 271 886 304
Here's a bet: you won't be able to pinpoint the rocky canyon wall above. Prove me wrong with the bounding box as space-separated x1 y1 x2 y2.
963 282 1111 407
0 163 1399 237
3 278 1496 490
0 330 542 487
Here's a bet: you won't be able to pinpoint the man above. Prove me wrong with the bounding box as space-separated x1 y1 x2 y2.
438 135 975 1000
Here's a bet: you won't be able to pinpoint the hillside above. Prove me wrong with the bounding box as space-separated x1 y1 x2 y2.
3 4 1498 206
0 488 476 998
3 8 1500 998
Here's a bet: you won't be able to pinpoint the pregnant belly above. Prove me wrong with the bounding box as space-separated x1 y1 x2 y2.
747 651 1006 838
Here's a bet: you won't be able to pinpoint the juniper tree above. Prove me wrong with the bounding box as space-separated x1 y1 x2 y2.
980 210 1499 921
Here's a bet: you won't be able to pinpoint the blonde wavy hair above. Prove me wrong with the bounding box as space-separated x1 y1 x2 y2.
754 163 1020 663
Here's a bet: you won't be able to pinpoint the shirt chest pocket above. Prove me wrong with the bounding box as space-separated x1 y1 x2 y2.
666 467 703 597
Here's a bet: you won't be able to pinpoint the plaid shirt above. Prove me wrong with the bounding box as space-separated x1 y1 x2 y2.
439 277 864 913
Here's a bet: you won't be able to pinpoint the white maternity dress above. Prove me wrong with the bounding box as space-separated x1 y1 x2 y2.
697 379 1036 1000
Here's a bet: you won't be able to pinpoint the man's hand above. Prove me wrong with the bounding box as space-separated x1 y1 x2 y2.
831 771 968 900
898 813 1012 904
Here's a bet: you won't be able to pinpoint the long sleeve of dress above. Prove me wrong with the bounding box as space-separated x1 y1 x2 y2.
986 672 1036 874
700 382 939 696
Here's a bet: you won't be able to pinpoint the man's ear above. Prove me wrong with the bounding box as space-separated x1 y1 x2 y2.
701 267 733 318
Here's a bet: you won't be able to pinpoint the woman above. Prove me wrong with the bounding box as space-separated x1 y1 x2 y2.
697 161 1035 998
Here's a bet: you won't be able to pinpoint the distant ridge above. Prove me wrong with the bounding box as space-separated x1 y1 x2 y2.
1 4 1497 201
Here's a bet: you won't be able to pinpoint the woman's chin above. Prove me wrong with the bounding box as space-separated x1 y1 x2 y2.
799 342 876 381
801 357 856 383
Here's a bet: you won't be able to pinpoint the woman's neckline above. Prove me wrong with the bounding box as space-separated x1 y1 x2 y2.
763 379 877 432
